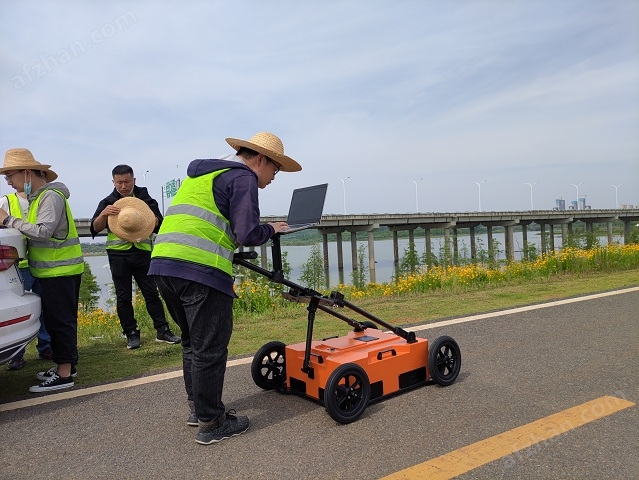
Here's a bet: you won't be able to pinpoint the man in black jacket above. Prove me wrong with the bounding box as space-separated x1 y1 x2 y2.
91 164 180 349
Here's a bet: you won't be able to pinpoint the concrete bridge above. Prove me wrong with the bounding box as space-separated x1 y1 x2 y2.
76 208 639 282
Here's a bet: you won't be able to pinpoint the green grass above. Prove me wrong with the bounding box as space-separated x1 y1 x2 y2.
2 268 637 405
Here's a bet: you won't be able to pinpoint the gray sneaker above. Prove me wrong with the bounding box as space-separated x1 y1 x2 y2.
196 410 249 445
126 330 141 349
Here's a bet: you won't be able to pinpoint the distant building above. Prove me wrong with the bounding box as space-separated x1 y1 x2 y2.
579 197 586 210
555 198 566 211
619 203 634 209
569 200 578 210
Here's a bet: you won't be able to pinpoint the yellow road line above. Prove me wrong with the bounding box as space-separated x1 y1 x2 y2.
381 395 635 480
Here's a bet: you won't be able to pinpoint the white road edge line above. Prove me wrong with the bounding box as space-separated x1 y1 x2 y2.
2 286 638 413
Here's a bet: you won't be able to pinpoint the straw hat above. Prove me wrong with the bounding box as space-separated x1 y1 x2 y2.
107 197 156 243
226 132 302 172
0 148 58 182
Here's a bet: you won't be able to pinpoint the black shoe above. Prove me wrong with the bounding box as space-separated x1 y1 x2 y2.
156 329 181 344
36 365 78 381
29 373 74 393
196 410 249 445
187 412 198 427
7 356 26 370
126 330 141 349
38 347 53 360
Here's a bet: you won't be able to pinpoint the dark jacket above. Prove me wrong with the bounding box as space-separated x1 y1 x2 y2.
90 185 163 254
148 158 276 297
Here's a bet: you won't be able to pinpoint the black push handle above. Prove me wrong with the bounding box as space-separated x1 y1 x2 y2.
376 349 397 360
234 251 258 260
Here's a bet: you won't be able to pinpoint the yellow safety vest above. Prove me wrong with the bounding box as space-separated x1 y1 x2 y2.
6 193 28 268
27 188 84 278
152 169 236 275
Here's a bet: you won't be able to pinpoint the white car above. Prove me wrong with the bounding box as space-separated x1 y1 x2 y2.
0 227 41 365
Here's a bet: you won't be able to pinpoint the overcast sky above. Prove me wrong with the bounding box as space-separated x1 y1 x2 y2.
1 0 638 219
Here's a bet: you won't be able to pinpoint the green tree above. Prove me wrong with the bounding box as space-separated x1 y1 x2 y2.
79 261 100 312
350 244 369 289
299 244 324 290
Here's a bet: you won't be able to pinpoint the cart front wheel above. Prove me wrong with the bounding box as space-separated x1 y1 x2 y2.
428 336 461 386
251 341 287 390
325 363 370 424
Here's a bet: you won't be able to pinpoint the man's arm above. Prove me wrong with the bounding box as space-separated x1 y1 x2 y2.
90 199 117 237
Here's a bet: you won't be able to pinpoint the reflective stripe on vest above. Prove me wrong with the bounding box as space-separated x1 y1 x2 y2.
6 194 28 268
27 189 84 278
106 231 152 251
151 169 236 275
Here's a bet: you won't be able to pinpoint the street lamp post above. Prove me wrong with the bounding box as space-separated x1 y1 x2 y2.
570 183 583 210
611 184 623 209
339 177 349 214
412 178 423 213
524 182 539 210
474 180 487 211
143 170 149 186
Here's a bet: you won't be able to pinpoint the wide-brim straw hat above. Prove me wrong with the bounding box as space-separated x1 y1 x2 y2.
226 132 302 172
107 197 156 243
0 148 58 182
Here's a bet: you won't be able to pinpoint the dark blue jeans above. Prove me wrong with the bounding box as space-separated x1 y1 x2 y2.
108 252 171 334
154 275 233 423
17 267 51 356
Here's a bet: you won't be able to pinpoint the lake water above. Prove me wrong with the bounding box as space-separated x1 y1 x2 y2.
86 232 622 310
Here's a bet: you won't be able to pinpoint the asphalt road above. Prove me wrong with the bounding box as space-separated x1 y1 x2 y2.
1 288 637 479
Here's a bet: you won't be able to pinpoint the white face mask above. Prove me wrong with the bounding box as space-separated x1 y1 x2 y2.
23 170 32 195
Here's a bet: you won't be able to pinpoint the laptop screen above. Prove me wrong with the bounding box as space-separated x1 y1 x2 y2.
286 183 328 226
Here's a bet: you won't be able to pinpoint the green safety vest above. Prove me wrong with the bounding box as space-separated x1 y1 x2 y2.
105 196 153 252
6 193 28 268
27 188 84 278
152 169 237 275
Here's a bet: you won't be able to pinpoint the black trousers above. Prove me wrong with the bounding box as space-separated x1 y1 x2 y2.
108 252 171 334
39 274 81 366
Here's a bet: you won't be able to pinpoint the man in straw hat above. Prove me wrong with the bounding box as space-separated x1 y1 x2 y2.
0 148 84 393
90 164 181 349
149 132 301 444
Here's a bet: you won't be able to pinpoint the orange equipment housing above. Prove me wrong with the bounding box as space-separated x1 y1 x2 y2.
235 235 460 424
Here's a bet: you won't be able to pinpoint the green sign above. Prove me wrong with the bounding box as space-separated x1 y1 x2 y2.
164 179 179 198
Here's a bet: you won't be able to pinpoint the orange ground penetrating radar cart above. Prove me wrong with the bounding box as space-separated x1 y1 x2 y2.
234 235 461 424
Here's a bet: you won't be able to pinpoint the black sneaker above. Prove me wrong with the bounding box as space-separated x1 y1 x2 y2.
195 410 249 445
7 356 26 370
29 373 74 393
36 365 78 381
156 329 181 344
187 412 198 427
126 330 141 349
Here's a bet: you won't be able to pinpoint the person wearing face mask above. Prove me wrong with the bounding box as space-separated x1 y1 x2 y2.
0 148 84 393
149 132 301 445
90 164 180 349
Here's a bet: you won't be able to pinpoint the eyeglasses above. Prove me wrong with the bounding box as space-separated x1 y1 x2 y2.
3 171 20 182
267 157 281 175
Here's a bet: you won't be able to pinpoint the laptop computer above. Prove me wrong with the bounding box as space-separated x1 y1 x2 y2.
281 183 328 234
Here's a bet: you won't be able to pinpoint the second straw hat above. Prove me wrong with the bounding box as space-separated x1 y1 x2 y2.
107 197 156 243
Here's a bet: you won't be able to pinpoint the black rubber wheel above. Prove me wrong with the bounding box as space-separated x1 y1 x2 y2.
324 363 370 424
251 341 287 390
428 336 461 386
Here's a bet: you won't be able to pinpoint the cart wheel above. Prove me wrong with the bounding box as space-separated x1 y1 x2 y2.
325 363 371 424
251 341 287 390
428 336 461 386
